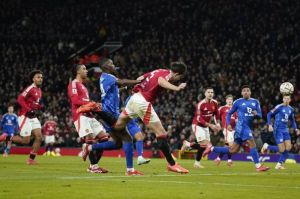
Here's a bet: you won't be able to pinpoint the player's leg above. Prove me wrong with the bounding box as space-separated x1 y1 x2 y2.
127 120 150 165
214 129 228 165
28 128 42 164
3 140 12 157
246 138 270 171
226 130 235 166
261 131 280 154
194 126 210 168
275 132 291 170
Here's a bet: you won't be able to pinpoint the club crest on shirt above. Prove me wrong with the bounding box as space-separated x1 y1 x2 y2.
85 129 89 133
251 103 255 106
242 103 246 106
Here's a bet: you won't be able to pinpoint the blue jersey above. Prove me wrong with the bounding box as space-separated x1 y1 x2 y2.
99 74 142 136
267 104 297 131
226 98 262 143
0 113 19 135
99 73 120 118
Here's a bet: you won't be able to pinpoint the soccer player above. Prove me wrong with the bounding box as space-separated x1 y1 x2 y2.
68 64 109 173
111 61 189 173
42 115 57 156
214 94 237 166
0 105 19 157
202 85 270 172
99 58 150 166
261 95 299 169
0 70 44 164
181 87 221 168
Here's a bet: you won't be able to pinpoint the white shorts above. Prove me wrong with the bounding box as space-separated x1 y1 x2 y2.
18 115 42 137
124 92 160 125
192 124 210 142
74 115 105 138
44 135 55 144
223 129 235 143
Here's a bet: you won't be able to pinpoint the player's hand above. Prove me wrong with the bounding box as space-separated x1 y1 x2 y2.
268 125 273 132
177 83 187 91
227 125 233 131
252 110 258 116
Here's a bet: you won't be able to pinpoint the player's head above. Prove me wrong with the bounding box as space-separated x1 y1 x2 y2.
7 104 14 113
204 87 214 100
73 64 88 81
99 58 116 74
282 95 291 105
241 85 251 99
225 94 233 106
29 69 43 87
170 61 187 81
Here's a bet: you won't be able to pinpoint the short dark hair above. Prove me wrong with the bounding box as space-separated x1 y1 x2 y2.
29 70 43 81
205 87 214 91
226 94 233 99
170 61 187 75
72 64 84 78
241 85 250 90
99 57 110 67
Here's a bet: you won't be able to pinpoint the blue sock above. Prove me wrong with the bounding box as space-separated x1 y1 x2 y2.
213 147 229 154
123 142 134 169
267 145 279 152
5 148 10 154
136 140 143 156
250 147 260 164
278 150 289 164
92 141 118 151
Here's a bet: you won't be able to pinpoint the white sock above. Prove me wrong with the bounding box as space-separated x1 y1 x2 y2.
255 163 261 168
216 157 220 161
276 162 282 167
138 156 143 159
228 159 232 162
127 168 134 172
195 161 201 165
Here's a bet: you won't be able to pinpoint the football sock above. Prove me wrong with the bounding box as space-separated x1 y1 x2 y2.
123 142 134 169
88 151 98 165
29 152 37 160
250 147 260 164
136 140 143 157
157 135 175 166
278 150 289 164
96 150 104 163
196 147 205 161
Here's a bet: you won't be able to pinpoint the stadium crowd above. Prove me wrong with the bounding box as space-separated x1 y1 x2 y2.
0 0 300 154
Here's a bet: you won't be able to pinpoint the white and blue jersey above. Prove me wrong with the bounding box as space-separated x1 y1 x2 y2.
0 113 19 136
226 98 262 144
99 73 141 136
267 104 297 144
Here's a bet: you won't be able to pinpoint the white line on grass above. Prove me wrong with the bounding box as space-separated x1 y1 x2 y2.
58 177 300 190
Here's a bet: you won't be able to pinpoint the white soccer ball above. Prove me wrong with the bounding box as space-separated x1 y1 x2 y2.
280 82 294 95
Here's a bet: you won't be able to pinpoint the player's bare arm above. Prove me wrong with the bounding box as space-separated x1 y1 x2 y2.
158 77 186 91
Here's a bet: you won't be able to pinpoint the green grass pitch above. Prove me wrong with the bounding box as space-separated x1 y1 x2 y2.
0 155 299 199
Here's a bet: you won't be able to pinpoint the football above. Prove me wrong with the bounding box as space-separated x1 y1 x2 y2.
280 82 294 95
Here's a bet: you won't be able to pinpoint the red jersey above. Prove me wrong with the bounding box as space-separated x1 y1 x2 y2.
67 79 90 121
43 120 57 136
218 105 237 129
132 69 171 103
192 99 219 127
17 84 42 116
